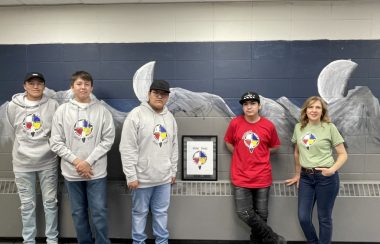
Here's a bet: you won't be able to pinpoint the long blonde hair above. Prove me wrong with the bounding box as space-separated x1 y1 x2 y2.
300 96 330 129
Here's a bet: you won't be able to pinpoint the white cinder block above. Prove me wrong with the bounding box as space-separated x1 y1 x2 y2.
175 21 213 42
97 4 134 23
134 4 175 23
292 20 332 40
213 2 253 21
98 21 175 43
97 4 174 23
25 6 66 25
214 21 251 41
56 5 99 24
0 1 379 44
329 20 372 40
292 1 331 20
0 24 28 44
252 20 292 41
0 7 28 25
22 5 99 25
173 3 213 21
372 1 380 20
332 1 374 20
252 2 292 21
98 23 128 42
59 23 100 43
371 21 380 39
22 24 63 44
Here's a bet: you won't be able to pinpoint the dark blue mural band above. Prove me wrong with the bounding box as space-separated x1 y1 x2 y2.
1 40 380 112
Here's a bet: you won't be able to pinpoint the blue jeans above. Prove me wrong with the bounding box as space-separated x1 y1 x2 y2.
65 177 110 244
14 167 59 244
131 183 171 244
298 171 340 244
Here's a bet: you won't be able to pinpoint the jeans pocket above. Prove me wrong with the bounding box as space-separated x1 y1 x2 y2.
318 170 336 177
318 171 339 186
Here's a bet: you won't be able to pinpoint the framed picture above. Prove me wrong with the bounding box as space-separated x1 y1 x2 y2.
182 135 218 181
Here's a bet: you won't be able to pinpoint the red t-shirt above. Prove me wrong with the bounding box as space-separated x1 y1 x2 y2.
224 115 280 188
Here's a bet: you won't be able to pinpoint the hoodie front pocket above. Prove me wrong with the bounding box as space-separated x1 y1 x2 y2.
15 137 52 164
138 157 171 183
136 159 149 173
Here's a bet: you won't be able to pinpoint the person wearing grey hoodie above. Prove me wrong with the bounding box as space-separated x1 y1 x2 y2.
6 72 59 244
50 71 115 244
120 79 178 244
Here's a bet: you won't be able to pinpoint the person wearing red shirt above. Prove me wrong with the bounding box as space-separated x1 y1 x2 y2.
224 91 286 244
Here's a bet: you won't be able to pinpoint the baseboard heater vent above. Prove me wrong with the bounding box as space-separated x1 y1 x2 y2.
170 181 380 197
1 179 380 197
0 179 17 194
171 181 233 196
338 182 380 197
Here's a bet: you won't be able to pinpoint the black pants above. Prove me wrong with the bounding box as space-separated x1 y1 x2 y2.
234 186 271 243
234 186 270 223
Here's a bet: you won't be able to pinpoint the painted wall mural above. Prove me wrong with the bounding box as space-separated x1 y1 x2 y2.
1 59 379 161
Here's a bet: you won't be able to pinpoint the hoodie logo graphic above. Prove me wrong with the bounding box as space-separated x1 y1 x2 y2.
74 119 93 143
22 113 42 137
192 150 207 170
242 131 260 153
153 124 167 147
302 132 317 150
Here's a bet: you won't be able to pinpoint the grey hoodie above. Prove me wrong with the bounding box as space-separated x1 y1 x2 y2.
119 102 178 188
50 98 115 181
6 93 59 172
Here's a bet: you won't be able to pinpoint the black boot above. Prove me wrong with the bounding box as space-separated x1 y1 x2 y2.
248 212 287 244
250 230 262 244
262 235 286 244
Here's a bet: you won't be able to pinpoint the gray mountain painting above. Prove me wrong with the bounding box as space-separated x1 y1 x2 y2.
1 60 379 159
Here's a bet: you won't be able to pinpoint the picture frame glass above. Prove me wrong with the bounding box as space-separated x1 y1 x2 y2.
182 135 217 181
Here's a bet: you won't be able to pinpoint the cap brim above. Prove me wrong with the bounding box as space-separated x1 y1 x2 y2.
239 98 260 104
24 76 45 83
151 88 170 93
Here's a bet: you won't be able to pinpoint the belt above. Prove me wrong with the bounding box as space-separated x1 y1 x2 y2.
301 167 323 174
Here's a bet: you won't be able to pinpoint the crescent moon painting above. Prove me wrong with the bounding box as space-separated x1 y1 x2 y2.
133 61 156 103
1 59 380 170
317 59 358 104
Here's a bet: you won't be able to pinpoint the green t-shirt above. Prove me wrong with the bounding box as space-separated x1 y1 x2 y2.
291 122 344 168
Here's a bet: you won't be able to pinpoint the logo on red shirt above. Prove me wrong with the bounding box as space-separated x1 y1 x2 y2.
242 131 260 153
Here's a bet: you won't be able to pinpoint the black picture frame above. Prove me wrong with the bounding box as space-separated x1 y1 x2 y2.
182 135 218 181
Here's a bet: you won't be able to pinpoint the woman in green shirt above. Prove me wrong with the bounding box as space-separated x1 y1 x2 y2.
285 96 347 244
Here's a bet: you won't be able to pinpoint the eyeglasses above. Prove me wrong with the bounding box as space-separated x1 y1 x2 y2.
151 90 169 98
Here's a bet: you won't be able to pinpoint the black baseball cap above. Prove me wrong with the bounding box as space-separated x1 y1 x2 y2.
150 79 170 93
24 72 45 83
239 91 260 105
